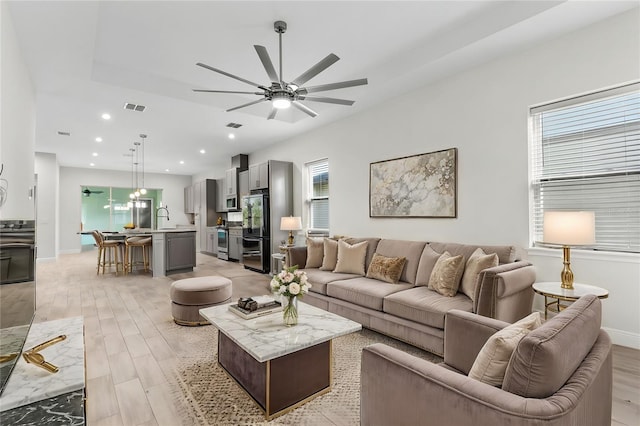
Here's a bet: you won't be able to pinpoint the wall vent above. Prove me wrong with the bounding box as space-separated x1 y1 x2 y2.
124 102 146 112
57 131 71 136
226 122 242 128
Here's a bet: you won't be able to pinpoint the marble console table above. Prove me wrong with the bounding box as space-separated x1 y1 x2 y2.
0 316 85 415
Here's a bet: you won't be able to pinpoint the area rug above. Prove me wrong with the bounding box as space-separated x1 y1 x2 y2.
166 324 442 425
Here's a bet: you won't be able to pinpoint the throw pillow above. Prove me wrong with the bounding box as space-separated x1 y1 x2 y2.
468 312 542 387
320 238 339 271
366 253 407 284
428 252 465 297
305 237 325 268
333 240 368 275
460 248 499 301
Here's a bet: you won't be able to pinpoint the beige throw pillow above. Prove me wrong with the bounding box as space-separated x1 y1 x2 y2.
460 248 499 301
468 312 542 387
305 237 325 268
320 238 339 271
366 253 407 284
333 240 368 275
428 252 464 297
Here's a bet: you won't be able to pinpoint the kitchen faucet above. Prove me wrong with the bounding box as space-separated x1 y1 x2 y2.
155 205 170 229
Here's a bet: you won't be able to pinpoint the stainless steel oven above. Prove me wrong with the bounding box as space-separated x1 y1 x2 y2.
217 227 229 260
0 221 36 284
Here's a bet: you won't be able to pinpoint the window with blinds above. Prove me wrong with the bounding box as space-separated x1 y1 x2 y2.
530 82 640 253
307 159 329 232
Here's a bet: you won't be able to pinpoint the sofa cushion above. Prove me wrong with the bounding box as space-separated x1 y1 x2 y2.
344 237 381 270
302 269 361 295
374 239 426 284
415 245 442 286
502 294 602 398
428 242 520 265
320 238 339 271
460 248 499 301
327 277 413 311
468 312 542 387
428 252 464 297
366 253 406 284
383 286 473 329
305 237 325 268
334 240 368 275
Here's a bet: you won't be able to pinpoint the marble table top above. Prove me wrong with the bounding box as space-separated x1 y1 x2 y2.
200 300 361 363
0 317 85 412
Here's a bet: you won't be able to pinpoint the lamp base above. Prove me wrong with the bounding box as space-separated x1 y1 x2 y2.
560 245 574 290
287 231 295 246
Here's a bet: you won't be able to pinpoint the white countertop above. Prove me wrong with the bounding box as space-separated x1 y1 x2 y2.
0 317 85 412
200 301 361 363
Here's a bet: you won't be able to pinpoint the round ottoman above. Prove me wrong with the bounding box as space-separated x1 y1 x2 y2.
170 276 232 326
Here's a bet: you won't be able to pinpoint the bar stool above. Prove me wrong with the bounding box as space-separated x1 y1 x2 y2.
125 236 152 273
91 230 124 275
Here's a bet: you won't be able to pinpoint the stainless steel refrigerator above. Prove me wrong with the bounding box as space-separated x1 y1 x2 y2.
242 192 270 273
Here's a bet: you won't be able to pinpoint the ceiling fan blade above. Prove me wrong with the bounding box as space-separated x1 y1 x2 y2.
193 89 263 95
226 98 268 112
292 101 318 118
254 45 279 84
196 62 261 88
267 108 278 120
297 96 355 106
291 53 340 87
300 78 368 94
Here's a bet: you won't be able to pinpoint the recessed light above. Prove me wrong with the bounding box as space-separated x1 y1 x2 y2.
179 160 184 165
90 163 95 167
92 152 98 157
200 149 206 154
101 113 111 120
228 133 235 140
165 169 170 172
95 137 102 142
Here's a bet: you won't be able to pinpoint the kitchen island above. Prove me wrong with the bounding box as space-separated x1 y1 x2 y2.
150 228 197 277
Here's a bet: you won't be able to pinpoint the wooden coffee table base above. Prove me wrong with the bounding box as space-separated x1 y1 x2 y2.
217 331 332 420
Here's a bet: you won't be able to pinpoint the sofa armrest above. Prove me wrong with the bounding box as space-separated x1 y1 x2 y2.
361 343 576 426
286 246 307 269
444 310 509 374
474 261 536 323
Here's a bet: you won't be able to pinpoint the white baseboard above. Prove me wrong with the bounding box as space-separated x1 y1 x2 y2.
58 249 81 254
603 327 640 350
36 257 57 263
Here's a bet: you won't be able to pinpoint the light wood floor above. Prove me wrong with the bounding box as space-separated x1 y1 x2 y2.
33 250 639 425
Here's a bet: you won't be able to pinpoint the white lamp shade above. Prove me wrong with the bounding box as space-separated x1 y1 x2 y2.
280 216 302 231
543 211 596 246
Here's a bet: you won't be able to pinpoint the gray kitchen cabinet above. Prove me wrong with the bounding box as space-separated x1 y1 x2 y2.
225 168 238 196
183 185 195 213
249 162 269 191
228 227 242 261
238 170 249 199
215 179 226 213
205 227 217 254
165 232 196 272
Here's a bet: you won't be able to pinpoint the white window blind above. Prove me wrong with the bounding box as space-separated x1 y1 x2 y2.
307 159 329 232
530 82 640 253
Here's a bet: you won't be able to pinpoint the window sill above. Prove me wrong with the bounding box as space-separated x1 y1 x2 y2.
527 247 640 265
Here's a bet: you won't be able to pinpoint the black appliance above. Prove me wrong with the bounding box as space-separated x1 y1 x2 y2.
242 192 270 273
0 220 36 284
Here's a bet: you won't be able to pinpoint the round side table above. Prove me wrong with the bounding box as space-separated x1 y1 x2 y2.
532 282 609 320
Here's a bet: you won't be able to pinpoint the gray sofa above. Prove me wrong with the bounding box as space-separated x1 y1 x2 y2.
360 294 612 425
286 237 536 356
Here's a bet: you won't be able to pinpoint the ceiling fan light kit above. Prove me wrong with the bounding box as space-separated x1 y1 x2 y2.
193 20 368 120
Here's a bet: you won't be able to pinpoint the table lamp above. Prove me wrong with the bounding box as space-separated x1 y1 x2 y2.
543 211 596 290
280 216 302 246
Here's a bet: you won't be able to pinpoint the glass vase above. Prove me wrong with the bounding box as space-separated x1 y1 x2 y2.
282 295 298 326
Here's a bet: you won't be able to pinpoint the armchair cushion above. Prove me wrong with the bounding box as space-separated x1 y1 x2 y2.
468 312 541 386
502 294 602 398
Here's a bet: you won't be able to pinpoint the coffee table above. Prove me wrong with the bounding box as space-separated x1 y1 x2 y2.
199 300 362 420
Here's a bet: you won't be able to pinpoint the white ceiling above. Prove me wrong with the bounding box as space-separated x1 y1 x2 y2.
7 1 637 176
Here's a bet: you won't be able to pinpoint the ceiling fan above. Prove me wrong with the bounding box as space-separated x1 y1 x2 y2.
193 20 368 120
82 188 104 197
